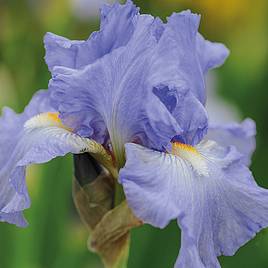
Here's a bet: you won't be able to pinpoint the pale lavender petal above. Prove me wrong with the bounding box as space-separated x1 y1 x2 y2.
153 11 228 106
44 0 138 71
207 118 256 165
0 111 104 227
153 11 206 104
120 141 268 267
153 85 208 145
0 90 52 167
197 33 229 74
120 143 181 228
0 90 52 227
0 211 28 227
148 11 208 145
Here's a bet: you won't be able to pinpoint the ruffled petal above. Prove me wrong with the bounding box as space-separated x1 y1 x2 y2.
153 85 208 145
150 12 228 145
197 33 229 74
0 108 114 227
119 143 182 228
49 14 182 163
0 90 52 167
0 211 28 227
44 0 138 71
153 11 206 104
207 118 256 166
120 141 268 267
0 90 52 226
152 11 228 106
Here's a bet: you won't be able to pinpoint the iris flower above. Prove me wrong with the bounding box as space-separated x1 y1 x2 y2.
0 1 267 267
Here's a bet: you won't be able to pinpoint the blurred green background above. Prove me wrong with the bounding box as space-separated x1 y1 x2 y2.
0 0 268 267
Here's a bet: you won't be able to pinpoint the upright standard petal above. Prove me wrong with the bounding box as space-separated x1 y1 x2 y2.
44 0 138 71
152 11 229 106
49 14 182 166
120 141 268 267
207 118 256 165
150 12 209 145
139 10 228 145
48 4 229 163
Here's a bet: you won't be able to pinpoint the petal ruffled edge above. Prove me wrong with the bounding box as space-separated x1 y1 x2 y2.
0 111 116 227
44 0 139 72
120 141 268 267
197 33 229 74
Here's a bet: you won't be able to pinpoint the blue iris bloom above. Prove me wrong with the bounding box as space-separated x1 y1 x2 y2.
0 1 267 268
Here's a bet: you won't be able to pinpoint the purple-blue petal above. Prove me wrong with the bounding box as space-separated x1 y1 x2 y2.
120 143 181 228
153 85 208 145
44 0 138 71
154 11 229 106
0 211 28 228
0 90 52 227
161 11 205 104
197 33 229 74
120 141 268 267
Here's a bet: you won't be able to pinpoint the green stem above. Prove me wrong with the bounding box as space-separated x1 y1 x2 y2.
114 183 125 206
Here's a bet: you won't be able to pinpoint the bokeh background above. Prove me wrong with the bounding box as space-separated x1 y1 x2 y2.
0 0 268 267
